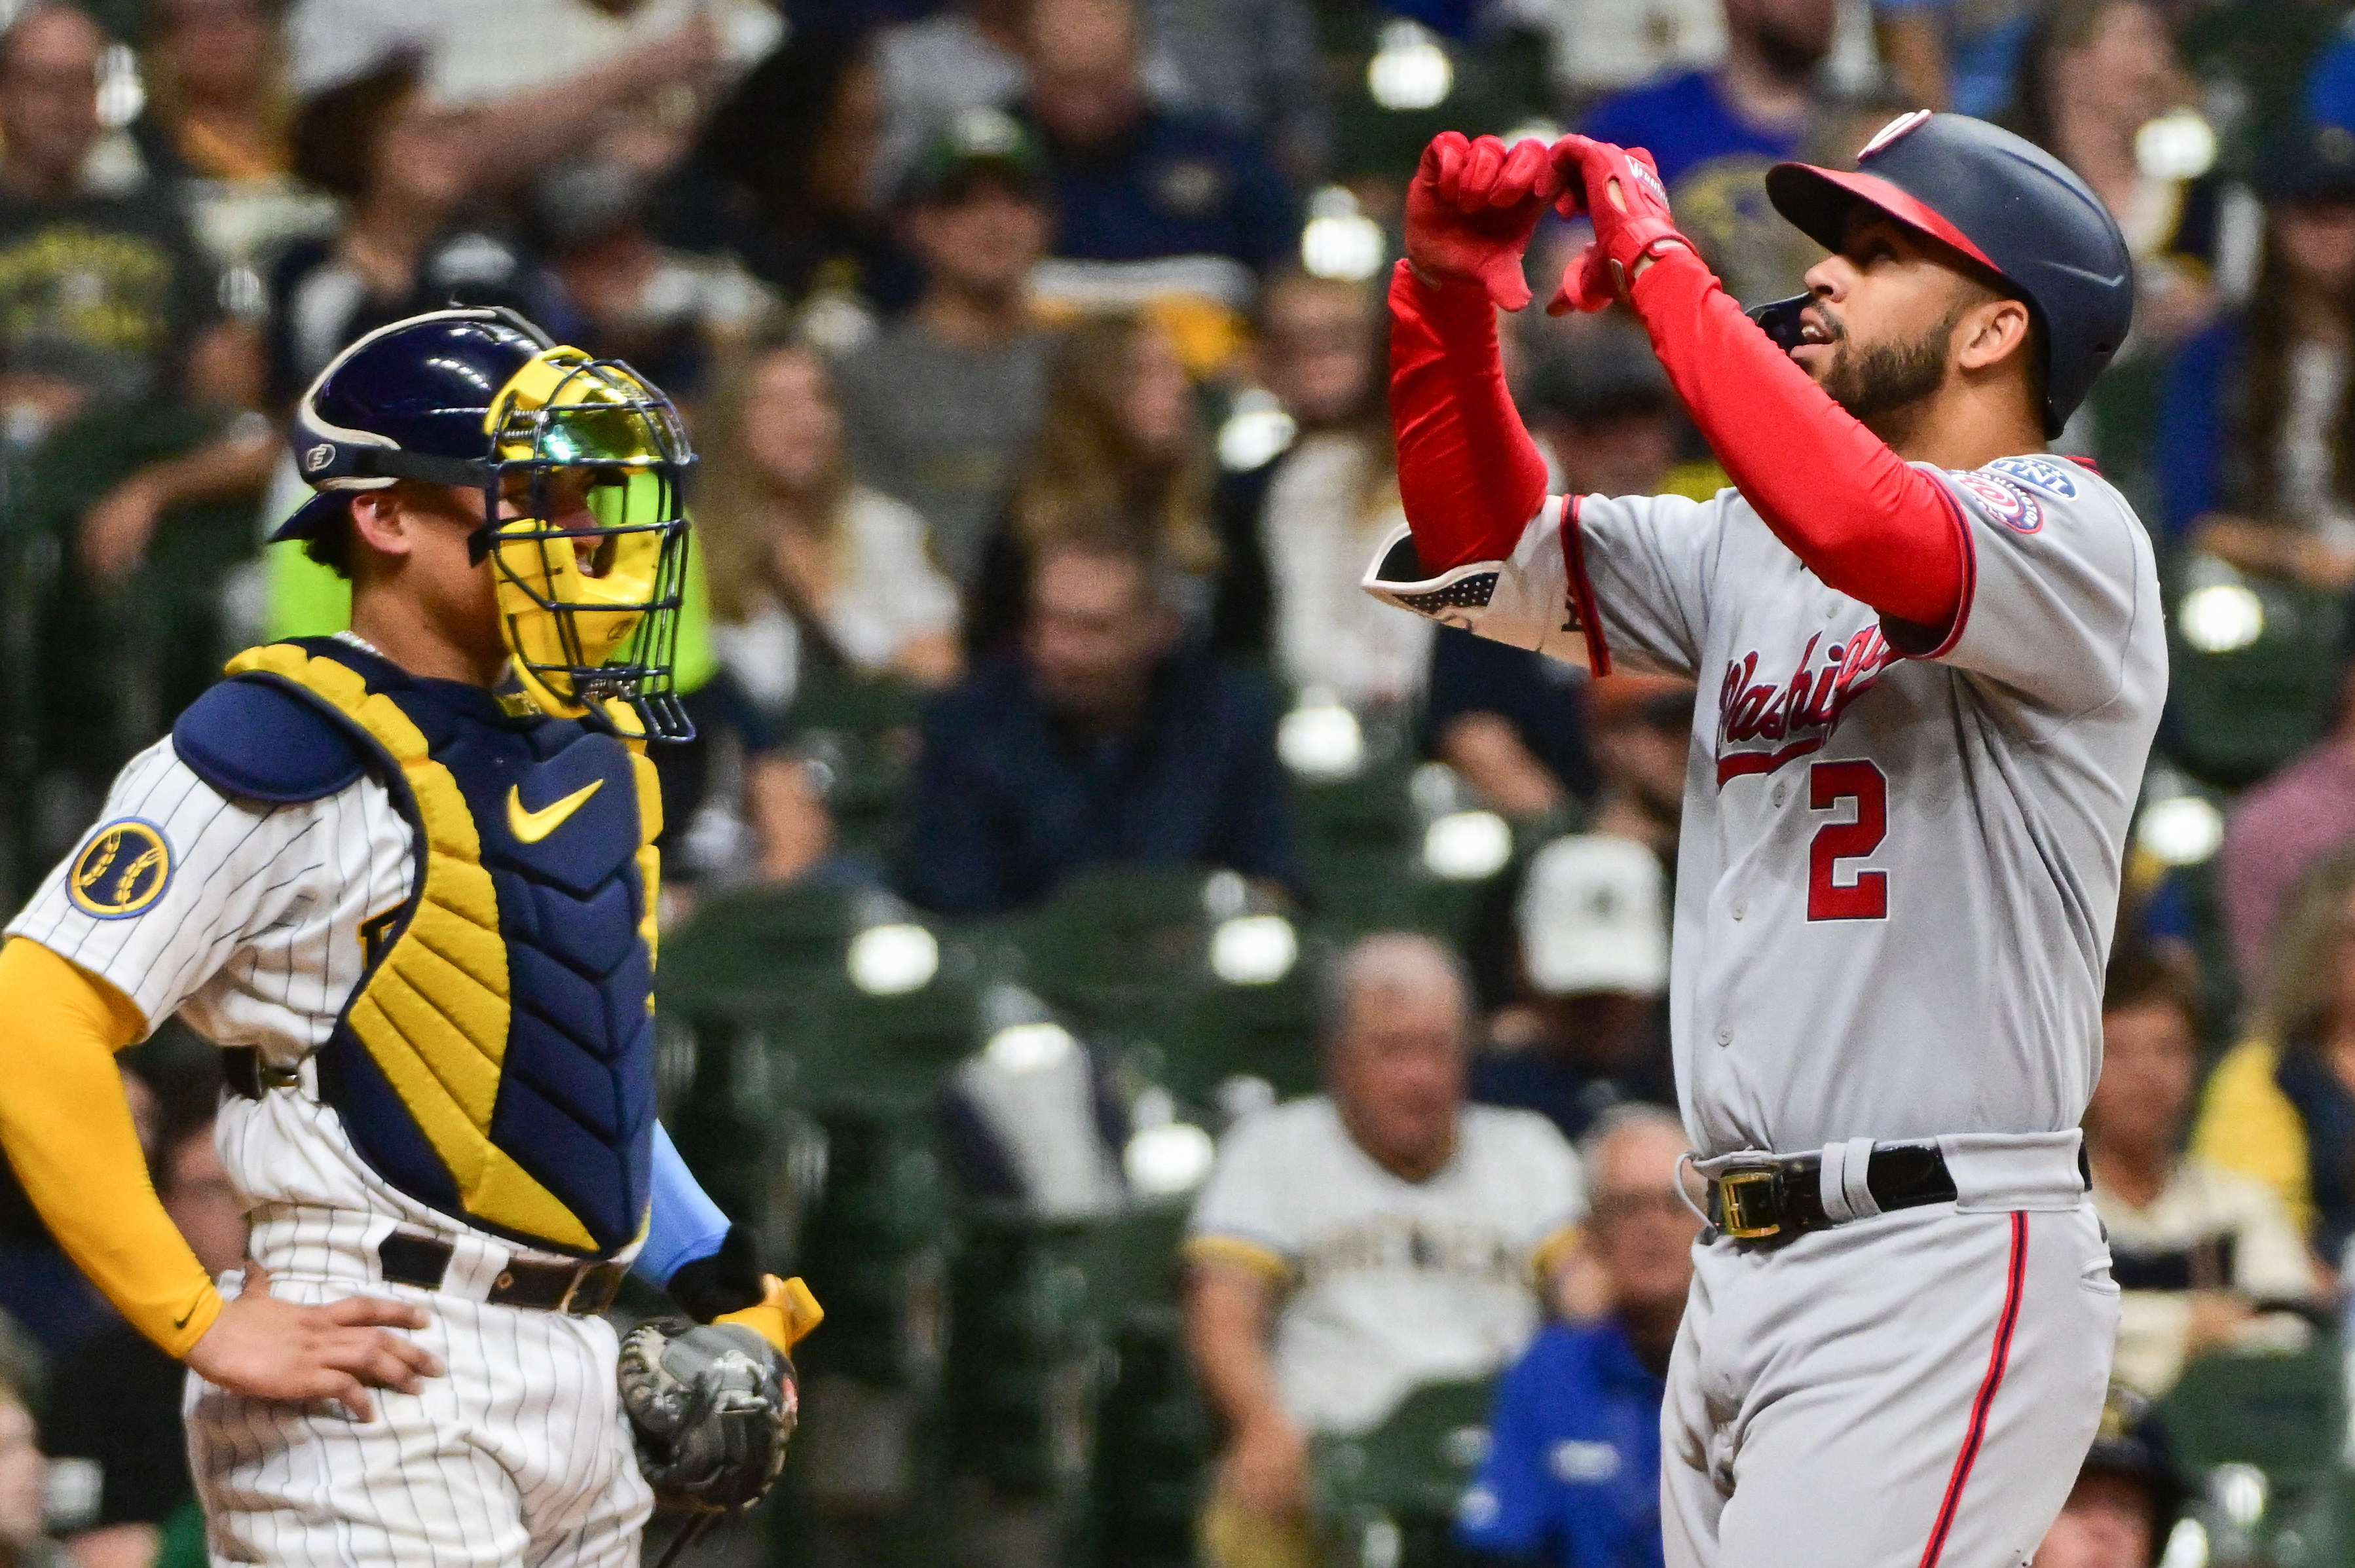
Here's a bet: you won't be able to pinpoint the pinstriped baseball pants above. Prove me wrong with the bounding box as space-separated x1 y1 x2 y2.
184 1267 653 1566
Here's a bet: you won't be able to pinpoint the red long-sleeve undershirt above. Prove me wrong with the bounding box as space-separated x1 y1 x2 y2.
1387 251 1967 632
1388 261 1551 575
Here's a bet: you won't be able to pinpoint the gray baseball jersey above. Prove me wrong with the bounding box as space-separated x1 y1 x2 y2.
1367 452 2166 1159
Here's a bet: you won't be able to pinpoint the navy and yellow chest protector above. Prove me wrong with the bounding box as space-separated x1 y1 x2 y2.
174 638 663 1258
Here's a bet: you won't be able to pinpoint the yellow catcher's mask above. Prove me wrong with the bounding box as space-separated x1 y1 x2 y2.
480 348 694 739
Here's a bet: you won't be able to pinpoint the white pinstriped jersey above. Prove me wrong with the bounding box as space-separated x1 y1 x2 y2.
7 729 609 1271
1369 456 2166 1159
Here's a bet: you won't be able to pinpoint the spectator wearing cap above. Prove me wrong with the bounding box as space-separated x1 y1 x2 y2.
834 109 1054 589
1186 934 1584 1568
898 529 1291 915
1424 325 1681 824
2030 1387 2187 1568
1455 1106 1695 1568
868 0 1029 207
1017 0 1295 370
2086 951 2320 1397
1221 271 1420 707
1579 0 1841 306
1472 836 1675 1148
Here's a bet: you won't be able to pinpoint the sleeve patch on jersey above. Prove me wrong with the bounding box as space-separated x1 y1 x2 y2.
1987 456 2078 500
67 819 174 919
171 676 371 805
1954 471 2043 534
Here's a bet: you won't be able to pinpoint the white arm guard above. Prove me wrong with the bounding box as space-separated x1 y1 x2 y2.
1358 507 1589 667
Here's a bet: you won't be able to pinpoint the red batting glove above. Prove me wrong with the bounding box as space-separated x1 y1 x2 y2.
1404 131 1560 312
1545 136 1692 316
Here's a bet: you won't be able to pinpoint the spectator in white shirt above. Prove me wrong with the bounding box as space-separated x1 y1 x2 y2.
1185 932 1585 1568
699 336 964 706
1248 271 1422 709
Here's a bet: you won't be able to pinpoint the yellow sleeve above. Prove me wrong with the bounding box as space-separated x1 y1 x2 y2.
2191 1036 2314 1241
1181 1234 1292 1285
0 938 223 1356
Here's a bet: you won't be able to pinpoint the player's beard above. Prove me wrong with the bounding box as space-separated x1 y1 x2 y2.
1814 304 1956 433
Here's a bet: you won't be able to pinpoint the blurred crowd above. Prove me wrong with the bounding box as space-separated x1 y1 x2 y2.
1 0 2354 1563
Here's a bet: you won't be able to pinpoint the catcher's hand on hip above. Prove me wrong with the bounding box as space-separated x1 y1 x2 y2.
620 1319 800 1514
184 1260 443 1423
1546 135 1692 314
1405 130 1560 311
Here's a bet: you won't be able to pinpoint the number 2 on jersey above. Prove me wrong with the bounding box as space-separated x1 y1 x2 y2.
1807 759 1888 921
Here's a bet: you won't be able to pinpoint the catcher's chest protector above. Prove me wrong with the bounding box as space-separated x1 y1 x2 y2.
225 639 662 1257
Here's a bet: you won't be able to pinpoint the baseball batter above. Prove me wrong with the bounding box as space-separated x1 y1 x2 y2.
1365 117 2162 1567
0 308 817 1565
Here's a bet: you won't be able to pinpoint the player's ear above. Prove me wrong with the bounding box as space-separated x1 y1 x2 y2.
347 488 419 560
1954 295 2033 376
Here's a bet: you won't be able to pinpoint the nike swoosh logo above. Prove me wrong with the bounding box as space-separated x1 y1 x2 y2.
174 1303 198 1330
2040 261 2127 289
507 778 604 843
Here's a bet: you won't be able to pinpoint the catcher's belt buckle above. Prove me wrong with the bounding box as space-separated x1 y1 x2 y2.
558 1262 622 1316
1715 1167 1785 1241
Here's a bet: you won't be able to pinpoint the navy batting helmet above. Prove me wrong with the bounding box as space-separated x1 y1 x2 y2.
274 307 696 740
1749 110 2133 438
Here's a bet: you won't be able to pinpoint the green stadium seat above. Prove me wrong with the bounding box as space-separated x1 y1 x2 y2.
2159 1335 2351 1563
1311 1376 1499 1568
2165 572 2345 788
658 883 869 1012
2159 1338 2345 1493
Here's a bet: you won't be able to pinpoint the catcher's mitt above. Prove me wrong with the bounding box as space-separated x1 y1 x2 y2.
618 1319 798 1514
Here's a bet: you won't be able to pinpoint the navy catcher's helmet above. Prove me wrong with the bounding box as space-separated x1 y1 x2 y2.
1751 110 2133 438
274 307 555 539
274 307 695 739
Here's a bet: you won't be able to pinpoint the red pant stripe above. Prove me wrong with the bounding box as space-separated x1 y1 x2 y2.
1918 1211 2030 1568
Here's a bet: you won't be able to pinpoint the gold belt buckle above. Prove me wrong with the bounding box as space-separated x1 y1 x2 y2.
559 1262 620 1315
1716 1167 1784 1240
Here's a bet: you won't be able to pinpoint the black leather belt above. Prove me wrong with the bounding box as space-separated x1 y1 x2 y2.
1705 1142 1959 1247
378 1232 625 1316
223 1046 300 1100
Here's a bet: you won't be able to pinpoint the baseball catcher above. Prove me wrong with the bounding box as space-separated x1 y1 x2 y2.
0 307 819 1565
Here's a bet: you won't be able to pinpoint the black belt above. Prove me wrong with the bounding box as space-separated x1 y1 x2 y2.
223 1046 301 1100
378 1232 625 1316
1705 1142 1959 1247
